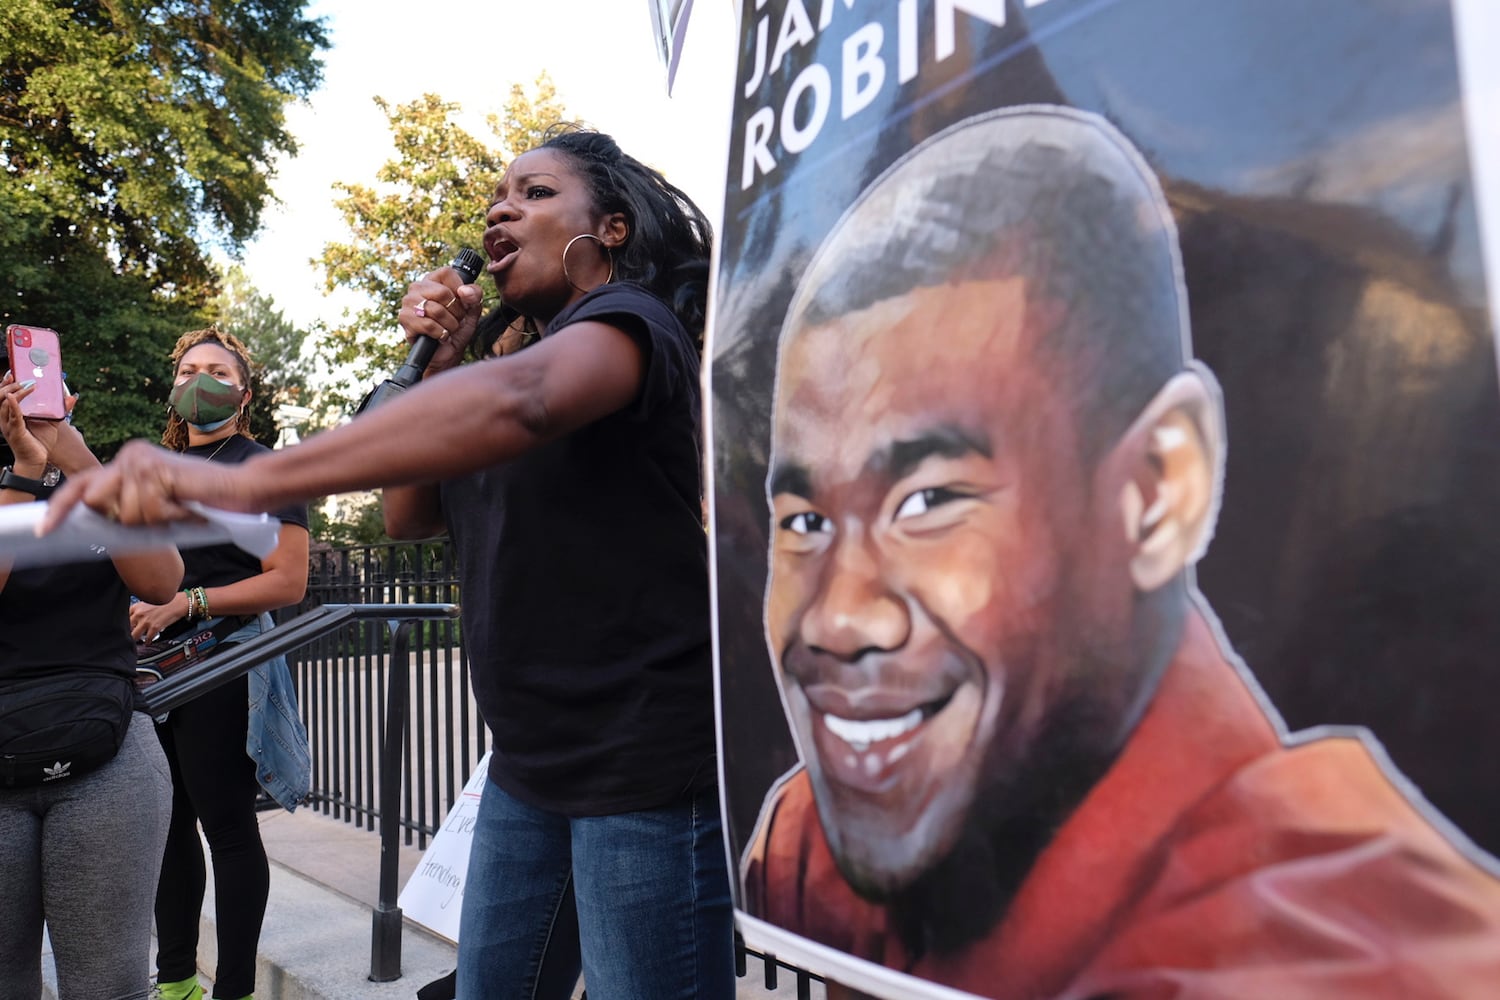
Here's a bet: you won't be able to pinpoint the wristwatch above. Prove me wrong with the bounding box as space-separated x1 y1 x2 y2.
0 464 61 498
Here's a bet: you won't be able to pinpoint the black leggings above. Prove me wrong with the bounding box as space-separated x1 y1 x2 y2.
154 670 268 999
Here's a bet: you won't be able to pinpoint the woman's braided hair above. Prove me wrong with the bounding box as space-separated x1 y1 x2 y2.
477 123 715 358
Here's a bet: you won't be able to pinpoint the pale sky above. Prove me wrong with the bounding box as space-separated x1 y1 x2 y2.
236 0 739 332
235 0 1500 378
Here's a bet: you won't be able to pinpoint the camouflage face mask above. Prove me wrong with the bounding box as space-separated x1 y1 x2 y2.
168 372 245 430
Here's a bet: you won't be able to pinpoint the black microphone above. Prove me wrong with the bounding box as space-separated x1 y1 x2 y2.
355 248 485 414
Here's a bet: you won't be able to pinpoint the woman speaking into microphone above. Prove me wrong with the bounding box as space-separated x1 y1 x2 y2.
50 124 731 1000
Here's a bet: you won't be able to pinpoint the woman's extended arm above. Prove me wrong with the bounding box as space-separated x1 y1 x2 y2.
48 409 183 601
44 319 646 530
0 380 183 600
382 483 447 540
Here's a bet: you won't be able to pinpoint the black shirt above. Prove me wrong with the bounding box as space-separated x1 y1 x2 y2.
181 435 309 590
441 283 715 815
0 558 135 684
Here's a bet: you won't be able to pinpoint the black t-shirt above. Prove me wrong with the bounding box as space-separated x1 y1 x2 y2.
181 435 309 590
441 283 714 816
0 556 135 685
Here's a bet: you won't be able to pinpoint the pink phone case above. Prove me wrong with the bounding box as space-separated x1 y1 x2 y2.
6 325 67 420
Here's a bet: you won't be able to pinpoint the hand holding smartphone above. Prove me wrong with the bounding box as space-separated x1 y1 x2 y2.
5 325 67 420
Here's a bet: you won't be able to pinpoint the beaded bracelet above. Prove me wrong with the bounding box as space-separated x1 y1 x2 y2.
183 587 200 621
194 586 210 621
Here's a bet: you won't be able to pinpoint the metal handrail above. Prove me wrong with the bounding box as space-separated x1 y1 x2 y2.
140 601 826 992
139 602 461 982
141 603 457 714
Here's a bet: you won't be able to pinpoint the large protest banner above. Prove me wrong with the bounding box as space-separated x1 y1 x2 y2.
708 1 1500 997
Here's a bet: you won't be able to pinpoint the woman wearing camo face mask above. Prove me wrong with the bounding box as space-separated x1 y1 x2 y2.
129 328 312 1000
167 368 247 432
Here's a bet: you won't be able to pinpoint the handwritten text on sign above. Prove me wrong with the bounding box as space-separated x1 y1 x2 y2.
398 752 491 942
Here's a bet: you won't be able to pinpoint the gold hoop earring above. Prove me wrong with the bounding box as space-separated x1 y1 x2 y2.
562 233 615 293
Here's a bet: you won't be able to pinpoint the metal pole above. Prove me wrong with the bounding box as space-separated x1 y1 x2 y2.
370 618 413 982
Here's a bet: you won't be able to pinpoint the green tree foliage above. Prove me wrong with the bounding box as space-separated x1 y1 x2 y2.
212 265 311 445
307 490 391 547
0 0 328 458
313 74 567 408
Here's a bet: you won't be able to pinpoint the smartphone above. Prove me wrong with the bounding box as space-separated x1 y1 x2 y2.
5 325 67 420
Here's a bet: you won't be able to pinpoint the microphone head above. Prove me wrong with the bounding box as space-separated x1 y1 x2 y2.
450 248 485 285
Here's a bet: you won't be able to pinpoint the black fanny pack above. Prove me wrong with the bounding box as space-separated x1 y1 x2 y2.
0 672 136 788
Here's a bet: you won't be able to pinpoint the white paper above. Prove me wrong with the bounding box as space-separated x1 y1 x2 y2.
398 751 491 943
0 500 279 568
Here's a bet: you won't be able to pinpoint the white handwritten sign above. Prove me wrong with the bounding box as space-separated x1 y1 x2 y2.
398 751 490 942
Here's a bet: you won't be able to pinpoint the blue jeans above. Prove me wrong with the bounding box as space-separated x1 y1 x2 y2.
456 777 734 1000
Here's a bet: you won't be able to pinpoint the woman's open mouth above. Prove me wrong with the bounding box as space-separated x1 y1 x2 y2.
486 239 519 271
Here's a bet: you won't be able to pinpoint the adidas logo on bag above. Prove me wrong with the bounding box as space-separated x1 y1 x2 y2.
43 760 71 781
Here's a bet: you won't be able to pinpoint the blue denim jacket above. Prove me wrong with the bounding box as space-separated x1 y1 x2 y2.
228 613 312 812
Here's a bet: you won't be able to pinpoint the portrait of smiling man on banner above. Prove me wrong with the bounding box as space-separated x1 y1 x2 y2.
741 105 1500 999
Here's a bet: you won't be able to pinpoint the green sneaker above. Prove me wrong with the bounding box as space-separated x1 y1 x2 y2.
151 976 204 1000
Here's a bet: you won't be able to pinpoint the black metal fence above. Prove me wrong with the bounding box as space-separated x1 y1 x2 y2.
144 600 460 983
288 539 486 850
286 538 825 994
